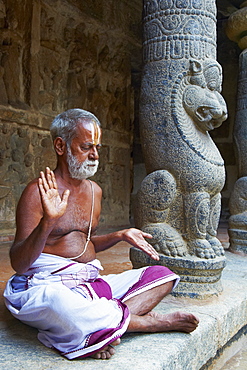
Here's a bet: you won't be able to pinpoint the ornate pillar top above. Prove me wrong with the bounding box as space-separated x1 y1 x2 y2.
142 0 217 62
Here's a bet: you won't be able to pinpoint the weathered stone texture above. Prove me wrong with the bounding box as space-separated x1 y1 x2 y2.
226 4 247 253
0 0 142 237
0 0 242 239
130 0 229 297
131 2 240 225
216 5 240 219
0 116 56 235
135 0 227 257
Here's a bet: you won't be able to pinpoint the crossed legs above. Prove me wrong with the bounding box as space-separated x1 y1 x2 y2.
125 281 199 333
92 281 199 359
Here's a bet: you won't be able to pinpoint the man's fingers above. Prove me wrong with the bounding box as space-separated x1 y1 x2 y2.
149 248 160 261
50 169 58 189
38 177 46 195
140 242 159 261
40 168 59 193
151 253 160 261
46 173 54 189
40 171 49 192
61 189 70 204
45 167 57 190
147 244 159 260
142 232 153 239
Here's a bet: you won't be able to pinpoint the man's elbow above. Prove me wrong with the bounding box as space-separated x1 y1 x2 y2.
9 250 27 274
10 260 26 275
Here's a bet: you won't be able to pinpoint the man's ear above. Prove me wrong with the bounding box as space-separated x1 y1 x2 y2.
54 137 66 156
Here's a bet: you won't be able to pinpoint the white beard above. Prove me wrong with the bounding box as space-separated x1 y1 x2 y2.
66 145 99 180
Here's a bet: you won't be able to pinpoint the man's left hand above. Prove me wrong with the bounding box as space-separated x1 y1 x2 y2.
122 228 159 261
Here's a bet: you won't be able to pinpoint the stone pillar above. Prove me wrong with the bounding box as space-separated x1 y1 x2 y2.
226 2 247 255
130 0 228 298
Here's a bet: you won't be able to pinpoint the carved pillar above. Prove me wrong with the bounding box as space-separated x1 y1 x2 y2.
130 0 228 298
226 1 247 255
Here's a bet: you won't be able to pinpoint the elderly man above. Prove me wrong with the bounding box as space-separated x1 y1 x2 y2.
4 109 199 360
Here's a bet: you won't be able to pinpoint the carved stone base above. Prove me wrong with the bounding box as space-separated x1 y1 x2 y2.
130 247 226 299
228 229 247 255
228 176 247 256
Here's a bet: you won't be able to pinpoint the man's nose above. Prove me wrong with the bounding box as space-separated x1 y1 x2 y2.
89 146 99 160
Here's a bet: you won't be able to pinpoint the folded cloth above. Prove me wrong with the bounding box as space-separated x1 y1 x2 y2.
4 252 179 359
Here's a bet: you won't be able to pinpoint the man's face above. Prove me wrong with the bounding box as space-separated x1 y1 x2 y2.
66 119 101 180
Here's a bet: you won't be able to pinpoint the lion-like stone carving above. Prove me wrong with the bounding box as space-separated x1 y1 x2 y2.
135 59 227 259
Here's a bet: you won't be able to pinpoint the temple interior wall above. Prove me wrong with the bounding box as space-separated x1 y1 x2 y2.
0 0 241 240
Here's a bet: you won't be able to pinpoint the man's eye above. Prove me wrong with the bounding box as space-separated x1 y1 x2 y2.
80 145 101 151
81 146 91 151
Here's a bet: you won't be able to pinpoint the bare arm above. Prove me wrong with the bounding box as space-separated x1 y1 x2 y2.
91 228 159 261
10 168 70 274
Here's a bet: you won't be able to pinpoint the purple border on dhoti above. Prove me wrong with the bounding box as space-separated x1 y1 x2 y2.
120 265 179 302
89 278 113 299
62 300 130 359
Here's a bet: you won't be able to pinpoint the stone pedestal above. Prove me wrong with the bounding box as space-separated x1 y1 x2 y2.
228 175 247 255
228 229 247 255
130 248 226 299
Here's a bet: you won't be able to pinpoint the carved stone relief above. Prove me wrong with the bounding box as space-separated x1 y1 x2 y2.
136 59 227 259
0 0 141 236
131 0 228 298
0 120 56 233
0 0 134 120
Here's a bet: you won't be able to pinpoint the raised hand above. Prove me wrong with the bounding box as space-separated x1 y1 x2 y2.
122 228 159 261
38 167 70 221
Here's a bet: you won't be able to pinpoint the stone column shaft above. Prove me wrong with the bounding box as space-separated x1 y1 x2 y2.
226 2 247 255
131 0 227 298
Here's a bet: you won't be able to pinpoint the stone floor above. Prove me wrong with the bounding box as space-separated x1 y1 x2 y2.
1 223 247 369
220 345 247 370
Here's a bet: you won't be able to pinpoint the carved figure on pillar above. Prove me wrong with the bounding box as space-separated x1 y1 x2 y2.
226 1 247 255
131 0 228 298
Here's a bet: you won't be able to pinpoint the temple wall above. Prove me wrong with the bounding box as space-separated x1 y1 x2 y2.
0 0 142 240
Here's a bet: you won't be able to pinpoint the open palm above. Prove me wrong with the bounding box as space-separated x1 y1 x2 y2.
38 167 70 220
122 228 160 261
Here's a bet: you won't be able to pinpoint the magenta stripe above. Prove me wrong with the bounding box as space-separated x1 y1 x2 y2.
64 300 130 358
86 300 129 347
120 265 176 301
51 263 77 274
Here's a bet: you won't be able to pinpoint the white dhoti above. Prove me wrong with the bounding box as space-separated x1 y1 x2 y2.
4 253 180 359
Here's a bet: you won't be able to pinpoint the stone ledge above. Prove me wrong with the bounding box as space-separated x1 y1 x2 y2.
1 251 247 369
0 105 54 129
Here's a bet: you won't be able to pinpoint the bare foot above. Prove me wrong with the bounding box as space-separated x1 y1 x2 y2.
91 338 121 359
146 311 199 333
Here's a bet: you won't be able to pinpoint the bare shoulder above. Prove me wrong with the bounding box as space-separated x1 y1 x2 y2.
17 178 41 209
15 177 43 240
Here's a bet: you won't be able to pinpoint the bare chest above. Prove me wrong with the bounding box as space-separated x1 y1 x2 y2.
51 192 96 236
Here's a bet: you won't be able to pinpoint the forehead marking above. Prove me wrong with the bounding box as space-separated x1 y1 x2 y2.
90 120 101 145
